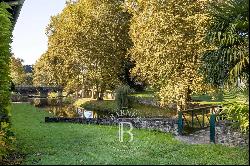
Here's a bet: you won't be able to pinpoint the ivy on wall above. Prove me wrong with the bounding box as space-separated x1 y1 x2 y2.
0 2 12 120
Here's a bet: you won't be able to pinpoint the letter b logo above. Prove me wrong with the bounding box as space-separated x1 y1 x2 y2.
119 122 133 142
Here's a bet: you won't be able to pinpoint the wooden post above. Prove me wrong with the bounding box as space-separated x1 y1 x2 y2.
210 114 216 143
178 111 183 135
191 110 194 128
202 110 204 128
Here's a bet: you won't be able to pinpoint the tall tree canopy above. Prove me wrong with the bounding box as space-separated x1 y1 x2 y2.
33 0 132 99
33 51 66 87
127 0 212 109
200 0 249 87
10 56 27 85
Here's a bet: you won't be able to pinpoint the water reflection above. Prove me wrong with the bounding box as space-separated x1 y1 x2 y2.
46 105 113 118
46 105 146 119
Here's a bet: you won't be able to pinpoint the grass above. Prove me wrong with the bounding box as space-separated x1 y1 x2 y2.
129 91 223 102
75 91 225 118
10 103 249 165
130 103 176 118
80 99 176 118
191 93 224 106
81 100 118 112
129 91 155 99
127 91 224 107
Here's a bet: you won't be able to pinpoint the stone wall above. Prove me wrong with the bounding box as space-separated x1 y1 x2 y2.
45 117 179 135
216 121 249 147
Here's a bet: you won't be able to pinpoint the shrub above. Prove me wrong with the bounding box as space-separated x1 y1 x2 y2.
81 100 117 112
222 87 249 133
223 102 249 133
0 2 12 119
0 122 15 161
0 2 14 161
115 85 133 110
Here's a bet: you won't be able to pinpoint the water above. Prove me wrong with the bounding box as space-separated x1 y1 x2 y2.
46 105 114 119
45 105 143 119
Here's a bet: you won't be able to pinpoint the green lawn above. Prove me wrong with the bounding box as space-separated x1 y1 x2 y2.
80 99 176 118
130 91 155 99
11 103 248 165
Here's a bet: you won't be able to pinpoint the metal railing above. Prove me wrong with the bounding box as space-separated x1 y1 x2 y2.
178 105 223 143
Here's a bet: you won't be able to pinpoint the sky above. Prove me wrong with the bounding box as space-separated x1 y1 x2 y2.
11 0 66 65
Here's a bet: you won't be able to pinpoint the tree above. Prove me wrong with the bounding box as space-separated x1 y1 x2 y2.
127 0 213 110
23 65 34 85
199 0 249 133
10 56 27 85
34 0 132 99
117 57 146 91
200 0 249 87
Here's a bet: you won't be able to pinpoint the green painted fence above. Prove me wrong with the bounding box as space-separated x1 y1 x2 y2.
178 105 221 143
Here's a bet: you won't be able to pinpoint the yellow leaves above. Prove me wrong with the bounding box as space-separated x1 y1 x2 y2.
34 0 132 92
10 56 27 85
129 0 211 107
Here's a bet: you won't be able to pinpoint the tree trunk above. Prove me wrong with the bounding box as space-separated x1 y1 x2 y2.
75 90 78 99
96 84 100 100
81 71 85 98
91 86 95 99
81 85 85 98
177 89 188 112
183 88 188 111
187 86 192 102
98 89 104 101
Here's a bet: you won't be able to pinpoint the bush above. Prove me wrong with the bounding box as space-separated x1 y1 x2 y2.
0 2 14 161
0 2 12 119
222 102 249 133
115 85 133 110
222 87 249 133
0 122 15 161
81 100 117 112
